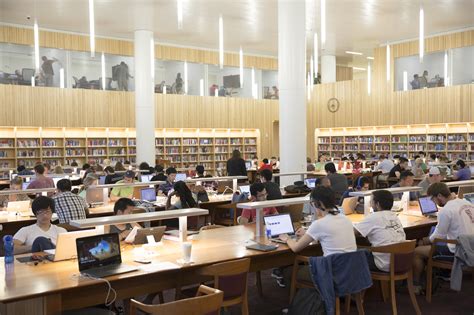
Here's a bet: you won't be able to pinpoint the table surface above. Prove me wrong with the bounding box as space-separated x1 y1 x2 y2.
0 209 436 304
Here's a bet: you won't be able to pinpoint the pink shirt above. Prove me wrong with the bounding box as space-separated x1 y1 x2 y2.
241 207 278 222
27 176 55 196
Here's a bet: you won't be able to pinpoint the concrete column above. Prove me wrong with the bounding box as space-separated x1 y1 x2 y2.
134 30 156 166
321 55 336 83
278 0 307 186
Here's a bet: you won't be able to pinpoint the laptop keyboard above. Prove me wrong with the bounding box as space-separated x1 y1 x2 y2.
82 264 136 278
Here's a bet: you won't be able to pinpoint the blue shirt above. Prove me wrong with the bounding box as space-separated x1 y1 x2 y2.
455 168 471 181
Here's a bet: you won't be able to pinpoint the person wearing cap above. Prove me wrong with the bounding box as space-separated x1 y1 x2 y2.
110 170 136 201
418 167 443 196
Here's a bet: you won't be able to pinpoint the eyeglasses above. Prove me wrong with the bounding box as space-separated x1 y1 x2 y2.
36 209 52 216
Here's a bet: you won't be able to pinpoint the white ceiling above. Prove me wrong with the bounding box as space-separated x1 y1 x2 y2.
0 0 473 68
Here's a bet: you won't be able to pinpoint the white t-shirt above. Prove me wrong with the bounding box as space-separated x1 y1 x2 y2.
430 198 474 253
375 159 395 174
355 211 406 271
306 213 357 256
13 224 67 247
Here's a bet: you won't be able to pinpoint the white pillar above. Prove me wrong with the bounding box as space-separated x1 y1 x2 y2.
134 30 156 166
278 0 307 186
321 55 336 83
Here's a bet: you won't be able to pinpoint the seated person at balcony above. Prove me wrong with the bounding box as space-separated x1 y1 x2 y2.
238 183 278 224
410 74 421 90
375 154 395 174
139 162 152 175
218 86 226 97
324 162 348 201
226 150 247 176
114 161 126 172
453 159 471 181
412 158 426 178
106 198 142 241
53 179 89 224
306 157 315 171
418 167 442 196
104 166 123 184
158 167 177 196
259 158 273 172
78 174 99 199
13 196 67 253
389 157 409 179
0 177 30 209
110 170 136 201
151 165 167 182
70 160 79 167
166 181 197 210
413 183 474 292
354 190 406 272
260 169 282 201
27 164 55 190
339 176 371 210
391 170 419 201
314 154 326 172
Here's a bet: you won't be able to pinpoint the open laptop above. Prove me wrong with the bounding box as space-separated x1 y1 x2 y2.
463 192 474 204
263 213 296 244
458 186 474 199
305 178 317 189
99 175 106 185
341 197 358 215
86 188 104 206
133 226 167 245
239 185 250 194
6 200 33 216
45 229 97 261
140 187 156 202
175 173 187 182
22 182 29 190
76 233 137 278
140 174 153 183
245 161 252 170
418 196 438 217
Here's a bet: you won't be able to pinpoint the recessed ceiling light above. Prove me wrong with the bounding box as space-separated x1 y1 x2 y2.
345 51 363 55
352 67 366 71
367 56 374 60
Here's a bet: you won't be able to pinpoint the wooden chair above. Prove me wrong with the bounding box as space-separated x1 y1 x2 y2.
197 258 250 315
289 255 364 315
130 285 223 315
426 238 457 303
369 240 421 315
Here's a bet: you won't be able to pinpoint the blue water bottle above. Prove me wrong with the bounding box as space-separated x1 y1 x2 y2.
3 235 14 264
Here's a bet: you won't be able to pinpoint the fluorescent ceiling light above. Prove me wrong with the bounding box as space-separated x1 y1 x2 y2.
251 67 257 99
310 56 314 90
352 67 366 71
386 44 390 81
367 62 371 95
419 6 424 63
184 61 188 94
366 56 374 60
444 51 448 87
177 0 183 30
321 0 326 48
151 38 155 80
59 68 65 88
314 33 318 75
239 47 243 87
33 20 40 72
307 72 311 100
345 51 363 55
199 79 204 96
101 53 105 90
89 0 95 58
219 15 224 69
403 71 408 91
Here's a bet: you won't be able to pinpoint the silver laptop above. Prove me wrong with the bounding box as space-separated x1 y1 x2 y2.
263 213 296 244
86 188 104 206
45 229 97 261
463 192 474 204
418 196 438 217
341 197 358 215
239 185 250 194
133 226 167 245
7 200 33 217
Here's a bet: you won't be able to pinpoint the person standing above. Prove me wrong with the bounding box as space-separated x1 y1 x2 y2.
41 56 59 87
226 150 247 177
116 61 133 91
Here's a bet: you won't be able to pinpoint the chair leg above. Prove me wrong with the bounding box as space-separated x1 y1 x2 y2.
390 279 397 315
407 272 422 315
344 294 351 314
426 262 433 303
289 261 299 303
355 292 365 315
380 281 389 302
256 271 263 298
242 292 249 315
335 297 340 315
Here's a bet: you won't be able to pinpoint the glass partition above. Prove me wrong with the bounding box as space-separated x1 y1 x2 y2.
262 70 279 99
154 60 204 96
208 65 256 98
451 46 474 86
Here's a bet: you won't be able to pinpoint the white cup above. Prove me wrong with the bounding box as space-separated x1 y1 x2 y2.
181 242 192 263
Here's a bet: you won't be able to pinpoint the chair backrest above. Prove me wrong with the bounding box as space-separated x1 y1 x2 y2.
130 285 223 315
199 258 250 301
371 240 416 274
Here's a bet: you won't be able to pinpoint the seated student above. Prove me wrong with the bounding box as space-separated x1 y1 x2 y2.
339 176 371 213
238 183 278 224
194 165 212 178
110 170 136 201
114 161 126 172
427 153 437 166
258 158 273 172
306 157 315 172
104 166 123 184
413 183 474 293
53 179 89 224
158 167 177 196
314 154 327 172
106 198 142 241
27 164 55 190
17 164 34 175
354 190 406 272
374 154 394 174
260 169 282 200
151 165 167 182
166 181 197 210
78 174 98 199
0 177 30 208
453 159 471 181
324 162 348 201
389 157 409 179
138 162 151 175
13 196 67 253
411 158 426 178
418 167 442 196
391 170 419 201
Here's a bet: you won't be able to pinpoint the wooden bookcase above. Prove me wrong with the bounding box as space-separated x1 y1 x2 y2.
0 127 260 178
315 122 474 160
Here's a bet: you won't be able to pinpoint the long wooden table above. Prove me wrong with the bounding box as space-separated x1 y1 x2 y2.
0 212 436 315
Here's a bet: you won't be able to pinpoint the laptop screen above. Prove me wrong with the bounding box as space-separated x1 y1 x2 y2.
305 178 317 189
245 161 252 170
140 174 152 183
86 188 104 204
263 213 295 237
99 175 106 185
22 182 29 190
140 187 156 202
239 185 250 194
418 196 438 215
464 193 474 204
175 173 187 181
76 233 122 271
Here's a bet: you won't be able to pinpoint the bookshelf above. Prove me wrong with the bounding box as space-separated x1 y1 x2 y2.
0 127 260 177
315 123 474 160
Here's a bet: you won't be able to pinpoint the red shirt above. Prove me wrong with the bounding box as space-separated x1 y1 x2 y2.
259 164 273 172
241 207 278 222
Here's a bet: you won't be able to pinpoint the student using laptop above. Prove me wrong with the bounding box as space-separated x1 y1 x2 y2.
354 190 406 272
388 157 409 179
165 181 197 210
324 162 348 201
13 196 67 253
413 182 474 293
0 177 29 209
27 164 55 192
105 198 142 241
260 169 282 201
158 167 177 196
453 159 472 181
110 170 136 201
339 176 370 210
237 183 278 224
104 166 123 185
391 170 419 202
53 179 89 224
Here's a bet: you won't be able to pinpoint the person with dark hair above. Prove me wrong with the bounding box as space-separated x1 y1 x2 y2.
82 163 91 171
110 170 136 201
114 161 126 172
339 176 371 211
158 167 177 195
354 190 406 272
13 196 67 253
324 162 348 201
260 169 282 200
453 159 471 181
391 170 419 201
151 165 167 182
166 181 197 210
306 157 315 172
139 162 151 175
0 177 30 209
413 182 474 292
104 166 122 185
70 161 79 167
238 183 278 224
107 198 141 241
259 158 272 172
27 164 55 191
375 154 394 174
195 165 205 178
389 157 409 179
52 179 89 224
226 150 247 176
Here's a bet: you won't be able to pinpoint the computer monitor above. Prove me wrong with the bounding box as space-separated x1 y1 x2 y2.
305 178 317 189
175 173 187 182
99 175 106 185
76 233 122 272
263 213 295 237
140 187 156 202
464 193 474 204
245 161 252 170
140 174 153 183
239 185 250 194
418 196 438 215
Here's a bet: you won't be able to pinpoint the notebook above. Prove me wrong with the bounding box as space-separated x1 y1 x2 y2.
263 213 296 244
45 229 97 261
418 196 438 217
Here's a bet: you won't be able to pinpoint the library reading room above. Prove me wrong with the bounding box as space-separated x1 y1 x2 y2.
0 1 473 314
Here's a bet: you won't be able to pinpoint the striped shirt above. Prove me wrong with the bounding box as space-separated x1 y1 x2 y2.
52 191 89 224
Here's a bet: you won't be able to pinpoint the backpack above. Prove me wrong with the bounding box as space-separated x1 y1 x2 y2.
288 288 326 315
284 184 312 194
